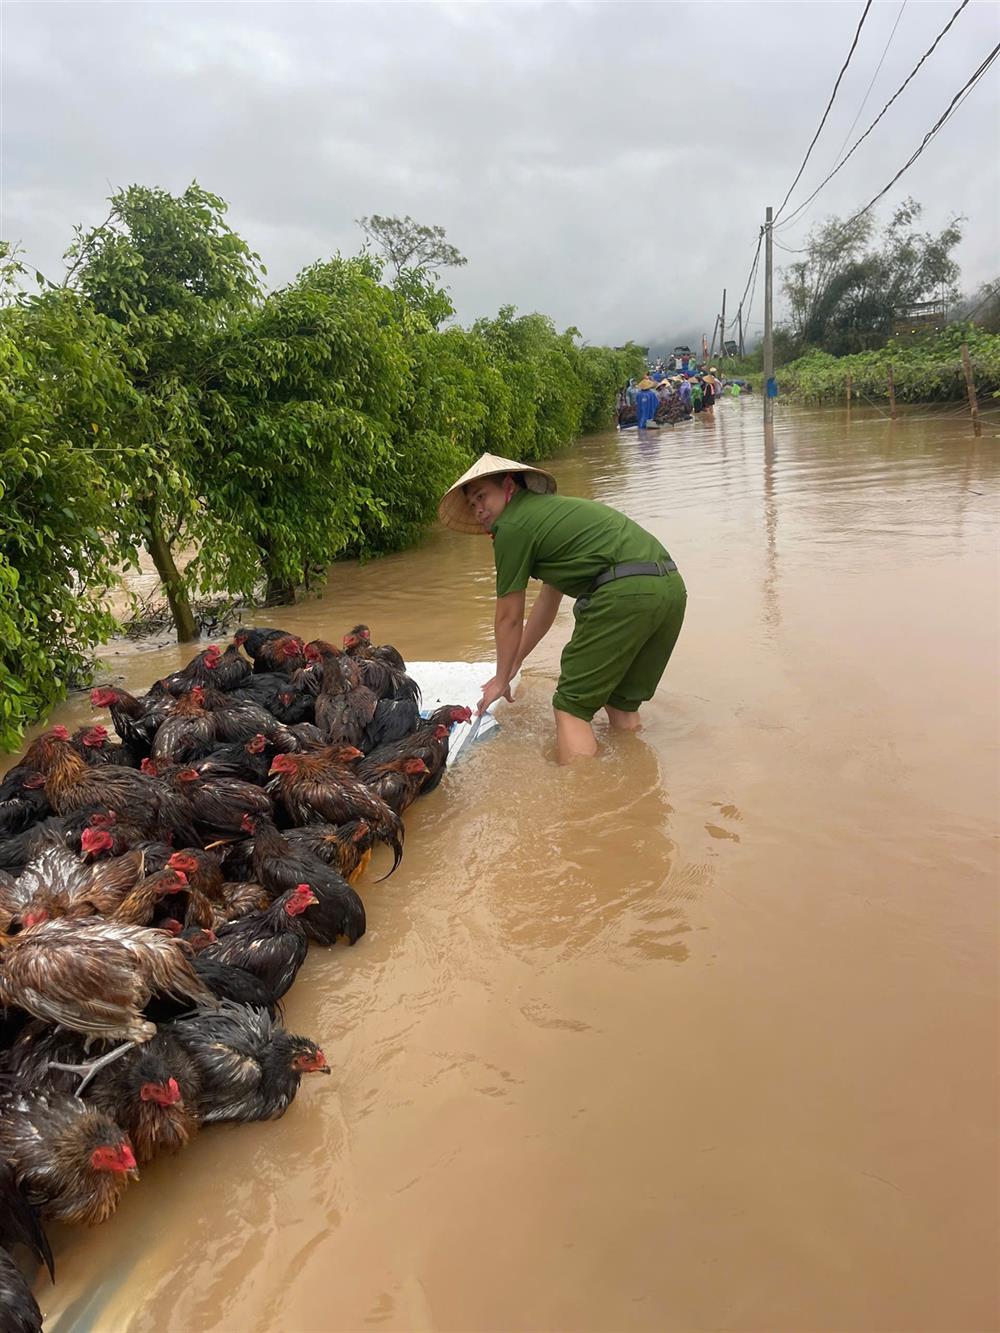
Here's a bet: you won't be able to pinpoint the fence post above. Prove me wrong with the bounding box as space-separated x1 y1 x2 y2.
846 371 852 423
887 364 897 419
960 342 982 438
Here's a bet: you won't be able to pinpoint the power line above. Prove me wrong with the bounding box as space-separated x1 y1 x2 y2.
829 0 908 169
735 231 763 320
729 230 764 351
774 0 874 221
776 0 972 232
744 242 763 328
837 42 999 231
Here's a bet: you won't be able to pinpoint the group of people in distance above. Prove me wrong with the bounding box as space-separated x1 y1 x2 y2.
617 359 750 431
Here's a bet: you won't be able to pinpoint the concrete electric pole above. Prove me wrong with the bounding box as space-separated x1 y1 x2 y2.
763 206 774 427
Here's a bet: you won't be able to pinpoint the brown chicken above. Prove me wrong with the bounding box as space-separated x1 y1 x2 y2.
111 868 192 927
165 849 254 928
3 840 149 929
268 747 404 874
253 634 307 676
150 687 218 764
282 819 377 885
315 655 377 749
40 736 193 847
0 917 214 1043
361 756 429 815
0 1090 137 1224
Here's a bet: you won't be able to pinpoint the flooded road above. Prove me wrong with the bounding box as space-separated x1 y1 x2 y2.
25 398 1000 1331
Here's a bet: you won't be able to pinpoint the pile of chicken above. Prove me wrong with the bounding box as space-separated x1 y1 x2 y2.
0 625 471 1331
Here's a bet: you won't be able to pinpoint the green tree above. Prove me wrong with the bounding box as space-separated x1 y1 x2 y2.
357 214 467 281
66 182 265 639
781 199 963 355
0 255 150 747
195 254 417 599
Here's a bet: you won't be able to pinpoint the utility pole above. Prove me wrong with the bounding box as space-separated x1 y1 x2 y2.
738 307 744 358
709 315 719 360
960 341 982 437
719 288 727 361
763 206 773 427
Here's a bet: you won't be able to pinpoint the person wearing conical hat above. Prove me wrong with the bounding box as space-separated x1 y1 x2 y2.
438 453 687 763
635 378 659 430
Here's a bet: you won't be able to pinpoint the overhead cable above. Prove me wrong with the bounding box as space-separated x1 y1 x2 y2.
836 42 999 231
735 230 764 321
776 0 972 231
773 0 874 221
829 0 908 168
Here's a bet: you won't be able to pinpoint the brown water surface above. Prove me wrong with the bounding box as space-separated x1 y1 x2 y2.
22 399 1000 1332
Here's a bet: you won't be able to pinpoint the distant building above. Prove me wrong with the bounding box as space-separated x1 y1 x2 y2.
892 298 947 336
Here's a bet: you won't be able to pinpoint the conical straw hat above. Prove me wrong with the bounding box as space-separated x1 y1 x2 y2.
438 452 557 534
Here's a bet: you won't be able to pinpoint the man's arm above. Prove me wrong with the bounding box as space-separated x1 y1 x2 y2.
513 583 563 673
478 590 526 715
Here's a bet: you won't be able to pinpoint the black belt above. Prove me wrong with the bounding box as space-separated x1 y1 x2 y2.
576 559 678 612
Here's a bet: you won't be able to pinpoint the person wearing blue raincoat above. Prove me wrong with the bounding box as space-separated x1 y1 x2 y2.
635 377 659 429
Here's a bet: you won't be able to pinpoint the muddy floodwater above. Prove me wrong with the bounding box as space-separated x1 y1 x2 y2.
19 398 999 1331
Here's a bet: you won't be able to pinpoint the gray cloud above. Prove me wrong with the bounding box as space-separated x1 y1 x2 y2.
3 0 997 347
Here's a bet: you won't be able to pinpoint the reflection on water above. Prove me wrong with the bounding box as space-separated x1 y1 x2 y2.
19 399 1000 1332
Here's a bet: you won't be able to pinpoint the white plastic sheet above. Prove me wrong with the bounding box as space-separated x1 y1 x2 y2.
407 661 519 765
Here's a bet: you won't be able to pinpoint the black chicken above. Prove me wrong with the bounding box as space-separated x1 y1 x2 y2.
4 1026 201 1166
165 767 273 841
0 1161 53 1333
244 815 365 945
189 733 271 785
144 955 281 1021
169 1001 329 1123
0 809 101 875
197 884 316 999
362 696 422 753
69 725 131 768
90 685 172 762
0 767 50 838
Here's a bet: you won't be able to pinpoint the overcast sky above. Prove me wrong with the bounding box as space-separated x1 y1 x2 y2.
3 0 998 348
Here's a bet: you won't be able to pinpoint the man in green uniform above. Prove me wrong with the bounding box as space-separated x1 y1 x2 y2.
438 453 687 763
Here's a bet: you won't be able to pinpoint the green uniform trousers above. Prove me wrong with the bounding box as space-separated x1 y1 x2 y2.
552 572 687 722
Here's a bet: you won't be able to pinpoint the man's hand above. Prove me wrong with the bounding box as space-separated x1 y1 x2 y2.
477 676 513 716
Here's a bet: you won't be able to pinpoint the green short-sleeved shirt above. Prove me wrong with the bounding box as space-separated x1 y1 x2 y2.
492 490 671 599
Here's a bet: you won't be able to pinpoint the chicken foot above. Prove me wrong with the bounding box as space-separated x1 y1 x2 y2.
48 1040 139 1097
